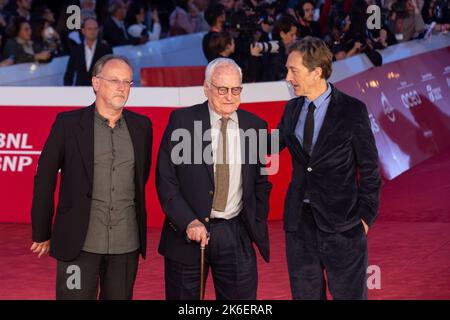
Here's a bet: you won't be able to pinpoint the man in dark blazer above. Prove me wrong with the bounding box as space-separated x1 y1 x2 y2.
31 55 153 300
276 37 381 299
156 58 272 300
102 0 140 47
64 18 113 86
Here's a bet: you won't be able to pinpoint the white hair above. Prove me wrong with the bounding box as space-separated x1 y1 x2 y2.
205 58 243 84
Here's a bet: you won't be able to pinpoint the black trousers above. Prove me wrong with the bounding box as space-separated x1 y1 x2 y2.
285 204 368 300
56 250 139 300
165 216 258 300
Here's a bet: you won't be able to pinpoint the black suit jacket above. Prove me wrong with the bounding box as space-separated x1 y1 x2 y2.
277 85 381 233
31 105 153 261
63 41 113 86
103 18 139 47
156 102 272 265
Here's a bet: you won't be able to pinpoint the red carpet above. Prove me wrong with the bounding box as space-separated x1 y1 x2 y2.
1 149 450 300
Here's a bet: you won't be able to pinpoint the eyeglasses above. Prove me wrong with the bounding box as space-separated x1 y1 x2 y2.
96 76 133 87
208 81 242 96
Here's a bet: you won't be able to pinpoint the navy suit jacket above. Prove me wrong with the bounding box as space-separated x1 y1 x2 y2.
277 85 381 233
156 102 272 265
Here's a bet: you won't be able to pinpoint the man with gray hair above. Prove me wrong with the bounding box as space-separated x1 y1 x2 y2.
156 58 272 299
31 55 153 299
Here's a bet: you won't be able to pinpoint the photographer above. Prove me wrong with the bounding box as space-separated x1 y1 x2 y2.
294 0 322 38
263 15 297 82
223 0 280 82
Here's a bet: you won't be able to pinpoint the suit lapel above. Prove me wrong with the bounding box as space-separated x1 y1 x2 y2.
237 109 251 194
196 102 214 185
123 109 145 188
75 105 95 188
311 86 340 160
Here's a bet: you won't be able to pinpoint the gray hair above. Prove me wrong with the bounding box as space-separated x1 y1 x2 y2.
92 54 132 77
108 0 125 14
205 58 242 84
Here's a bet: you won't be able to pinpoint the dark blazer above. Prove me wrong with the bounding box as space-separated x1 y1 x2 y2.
156 102 272 265
277 85 381 233
63 41 113 86
31 105 153 261
103 17 140 47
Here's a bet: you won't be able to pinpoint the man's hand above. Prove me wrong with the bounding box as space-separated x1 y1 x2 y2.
361 219 369 235
186 219 209 247
30 240 51 258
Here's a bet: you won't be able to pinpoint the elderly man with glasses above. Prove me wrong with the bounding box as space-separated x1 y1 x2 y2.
156 57 272 300
30 55 153 300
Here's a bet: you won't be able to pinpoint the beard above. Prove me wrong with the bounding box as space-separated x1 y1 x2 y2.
110 95 127 109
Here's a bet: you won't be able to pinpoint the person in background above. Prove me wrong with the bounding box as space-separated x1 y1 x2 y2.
126 1 161 43
263 15 297 82
103 0 139 46
64 17 112 86
31 17 62 60
194 0 211 32
207 31 235 60
169 0 201 36
389 0 426 42
295 0 322 38
203 3 226 61
3 16 50 64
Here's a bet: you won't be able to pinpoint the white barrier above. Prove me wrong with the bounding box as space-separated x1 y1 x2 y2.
0 33 448 88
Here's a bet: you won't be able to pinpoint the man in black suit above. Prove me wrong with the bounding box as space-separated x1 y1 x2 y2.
64 18 113 86
156 58 272 300
276 37 381 299
102 0 140 47
31 55 153 300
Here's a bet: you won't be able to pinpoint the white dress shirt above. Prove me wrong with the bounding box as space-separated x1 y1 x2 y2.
208 104 243 220
84 40 97 72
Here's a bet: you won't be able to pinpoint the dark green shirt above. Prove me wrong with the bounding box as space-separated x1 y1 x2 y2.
82 109 139 254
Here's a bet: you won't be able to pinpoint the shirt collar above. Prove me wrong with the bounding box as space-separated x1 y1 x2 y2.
94 108 124 128
208 103 238 125
305 82 331 109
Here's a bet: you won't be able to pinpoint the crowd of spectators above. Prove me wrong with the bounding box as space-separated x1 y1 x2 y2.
0 0 448 83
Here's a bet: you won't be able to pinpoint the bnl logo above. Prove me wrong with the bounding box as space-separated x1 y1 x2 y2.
0 133 39 172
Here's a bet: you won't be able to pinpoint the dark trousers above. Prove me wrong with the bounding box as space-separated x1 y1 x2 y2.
56 250 139 300
285 204 368 300
165 216 258 300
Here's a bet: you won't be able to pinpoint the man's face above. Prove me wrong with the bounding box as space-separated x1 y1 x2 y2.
302 3 314 22
18 21 31 41
115 1 127 20
286 51 320 97
204 65 241 117
92 59 133 110
281 25 297 48
18 0 32 10
82 19 99 41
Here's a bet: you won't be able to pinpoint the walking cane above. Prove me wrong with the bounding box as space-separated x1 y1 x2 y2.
199 232 210 300
200 244 206 300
